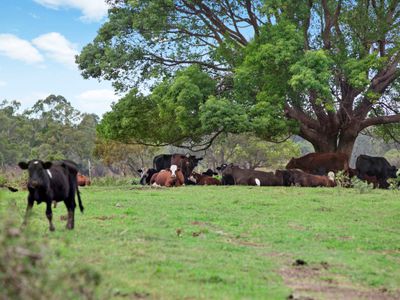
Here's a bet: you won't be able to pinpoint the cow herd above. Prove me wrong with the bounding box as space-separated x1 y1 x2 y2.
3 152 398 232
139 152 399 189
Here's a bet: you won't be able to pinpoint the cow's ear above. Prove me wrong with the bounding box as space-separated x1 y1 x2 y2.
18 162 29 170
43 161 52 169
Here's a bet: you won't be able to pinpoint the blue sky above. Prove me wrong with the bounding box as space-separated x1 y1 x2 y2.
0 0 118 117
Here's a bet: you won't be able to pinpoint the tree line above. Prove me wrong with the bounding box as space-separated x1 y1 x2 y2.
0 95 307 175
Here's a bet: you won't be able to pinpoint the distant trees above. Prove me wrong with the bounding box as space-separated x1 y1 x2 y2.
0 96 97 167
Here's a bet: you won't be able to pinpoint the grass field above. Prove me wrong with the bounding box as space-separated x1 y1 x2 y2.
1 185 400 299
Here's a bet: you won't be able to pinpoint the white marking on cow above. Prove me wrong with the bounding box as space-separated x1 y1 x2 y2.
188 175 196 183
255 178 261 186
34 161 39 164
46 170 53 179
170 165 177 177
327 171 335 181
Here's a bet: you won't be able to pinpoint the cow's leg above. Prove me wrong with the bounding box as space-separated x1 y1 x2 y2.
45 201 55 231
65 200 76 229
22 195 34 226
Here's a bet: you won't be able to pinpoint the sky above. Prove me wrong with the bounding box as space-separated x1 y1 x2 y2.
0 0 119 117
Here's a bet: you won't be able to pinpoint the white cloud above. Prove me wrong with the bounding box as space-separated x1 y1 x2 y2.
34 0 109 22
75 89 119 116
32 32 78 68
0 34 43 64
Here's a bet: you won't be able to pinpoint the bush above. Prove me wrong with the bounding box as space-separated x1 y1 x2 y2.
352 177 374 194
334 171 352 188
0 203 103 300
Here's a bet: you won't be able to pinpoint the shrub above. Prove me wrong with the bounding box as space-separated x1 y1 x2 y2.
352 177 374 194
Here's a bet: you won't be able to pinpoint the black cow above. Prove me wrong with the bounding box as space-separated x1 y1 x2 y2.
202 169 218 177
18 159 84 231
356 155 398 188
138 168 158 185
153 153 203 183
216 164 235 185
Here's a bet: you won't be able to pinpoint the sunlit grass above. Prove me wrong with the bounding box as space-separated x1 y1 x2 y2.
2 186 399 299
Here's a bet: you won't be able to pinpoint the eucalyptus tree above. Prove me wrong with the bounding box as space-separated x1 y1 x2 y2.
77 0 400 156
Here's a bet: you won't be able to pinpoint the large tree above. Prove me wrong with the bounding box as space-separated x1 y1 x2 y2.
77 0 400 156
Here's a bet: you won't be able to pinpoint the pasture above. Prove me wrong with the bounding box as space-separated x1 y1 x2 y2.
1 185 400 299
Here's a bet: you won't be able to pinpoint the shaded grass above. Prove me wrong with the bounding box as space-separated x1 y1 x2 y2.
1 186 400 299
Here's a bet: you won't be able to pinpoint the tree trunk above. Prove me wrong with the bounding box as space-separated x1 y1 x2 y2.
306 128 358 159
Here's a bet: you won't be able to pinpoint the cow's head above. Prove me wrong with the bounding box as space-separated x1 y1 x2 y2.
217 163 236 176
202 169 218 177
188 172 201 184
389 166 398 178
138 168 157 185
18 160 53 189
216 163 228 173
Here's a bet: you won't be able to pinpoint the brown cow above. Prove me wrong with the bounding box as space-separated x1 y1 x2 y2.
77 173 91 186
150 165 185 187
276 169 335 187
219 164 283 186
286 152 349 175
188 172 221 185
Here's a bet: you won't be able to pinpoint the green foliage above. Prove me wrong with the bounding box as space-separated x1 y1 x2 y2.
290 50 334 106
352 177 375 194
0 97 98 166
76 1 400 152
98 66 220 145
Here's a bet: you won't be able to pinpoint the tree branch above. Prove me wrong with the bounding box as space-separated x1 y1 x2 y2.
360 114 400 130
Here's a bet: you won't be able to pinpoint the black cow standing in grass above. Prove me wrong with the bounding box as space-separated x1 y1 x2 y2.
356 155 398 188
18 159 84 231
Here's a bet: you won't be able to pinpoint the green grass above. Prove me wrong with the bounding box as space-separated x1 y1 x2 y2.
1 186 400 299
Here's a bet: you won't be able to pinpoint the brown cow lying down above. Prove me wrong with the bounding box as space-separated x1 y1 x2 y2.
188 172 221 185
286 152 349 175
276 169 335 187
150 165 185 187
220 164 283 186
77 173 91 186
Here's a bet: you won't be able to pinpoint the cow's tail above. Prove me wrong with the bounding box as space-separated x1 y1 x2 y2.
77 187 84 213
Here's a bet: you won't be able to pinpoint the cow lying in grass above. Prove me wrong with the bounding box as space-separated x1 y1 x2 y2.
150 165 185 187
276 169 336 187
218 164 283 186
188 172 221 185
18 159 84 231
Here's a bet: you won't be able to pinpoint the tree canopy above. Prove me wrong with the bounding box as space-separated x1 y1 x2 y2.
77 0 400 155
